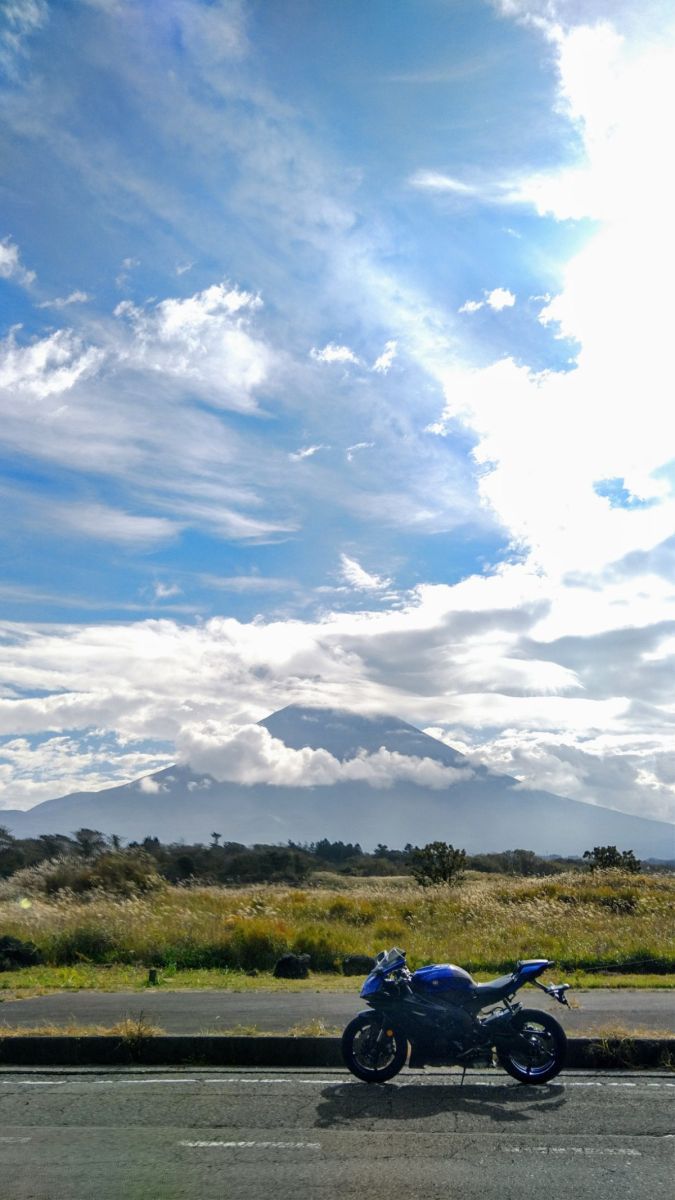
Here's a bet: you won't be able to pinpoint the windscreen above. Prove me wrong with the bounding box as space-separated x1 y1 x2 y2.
375 947 406 973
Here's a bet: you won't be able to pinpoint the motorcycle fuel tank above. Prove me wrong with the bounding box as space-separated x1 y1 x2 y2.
412 963 475 995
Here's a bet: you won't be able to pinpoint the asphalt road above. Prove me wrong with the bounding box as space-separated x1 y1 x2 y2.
1 988 673 1034
0 1067 672 1199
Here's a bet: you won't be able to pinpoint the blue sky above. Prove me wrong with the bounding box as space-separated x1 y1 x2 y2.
2 0 675 830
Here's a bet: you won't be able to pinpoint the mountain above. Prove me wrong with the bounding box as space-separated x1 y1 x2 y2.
2 705 674 857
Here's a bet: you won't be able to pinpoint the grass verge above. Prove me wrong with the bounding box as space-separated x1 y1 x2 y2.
0 964 674 999
0 1016 164 1038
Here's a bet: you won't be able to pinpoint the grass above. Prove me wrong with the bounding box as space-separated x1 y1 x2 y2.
0 871 673 984
0 1017 670 1040
196 1020 342 1038
0 964 673 999
0 1015 164 1038
574 1023 673 1040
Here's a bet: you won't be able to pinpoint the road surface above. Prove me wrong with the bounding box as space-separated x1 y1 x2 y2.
1 987 673 1034
0 1067 672 1199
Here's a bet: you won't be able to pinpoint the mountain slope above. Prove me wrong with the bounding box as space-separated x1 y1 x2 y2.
2 706 674 856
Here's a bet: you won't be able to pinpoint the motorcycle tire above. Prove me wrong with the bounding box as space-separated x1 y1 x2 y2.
341 1013 408 1083
496 1008 567 1084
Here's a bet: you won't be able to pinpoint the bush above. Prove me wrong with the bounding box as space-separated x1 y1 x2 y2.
292 926 342 971
0 935 43 971
411 842 466 887
228 919 290 971
43 851 163 897
583 846 641 874
50 926 121 965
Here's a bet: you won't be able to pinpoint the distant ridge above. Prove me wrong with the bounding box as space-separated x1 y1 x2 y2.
2 705 674 857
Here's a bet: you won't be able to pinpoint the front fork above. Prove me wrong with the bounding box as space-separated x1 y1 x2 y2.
367 1008 396 1055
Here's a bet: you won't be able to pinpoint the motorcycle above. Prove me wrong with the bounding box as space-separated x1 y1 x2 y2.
342 947 570 1085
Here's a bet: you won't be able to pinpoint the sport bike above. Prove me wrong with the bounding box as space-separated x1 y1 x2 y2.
342 947 570 1084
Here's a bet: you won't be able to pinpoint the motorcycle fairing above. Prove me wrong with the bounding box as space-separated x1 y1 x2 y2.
361 971 384 997
411 963 474 995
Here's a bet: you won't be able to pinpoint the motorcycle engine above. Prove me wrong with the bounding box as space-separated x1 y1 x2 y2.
404 993 480 1067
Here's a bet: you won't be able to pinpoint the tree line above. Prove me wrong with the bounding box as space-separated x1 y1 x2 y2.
0 824 652 889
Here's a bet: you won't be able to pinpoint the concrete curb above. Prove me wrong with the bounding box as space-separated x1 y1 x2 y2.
0 1035 672 1069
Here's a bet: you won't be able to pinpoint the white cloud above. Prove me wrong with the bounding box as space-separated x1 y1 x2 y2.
0 732 171 811
428 16 675 580
310 342 360 365
114 282 270 412
459 289 515 314
177 720 471 789
138 774 165 794
0 236 36 287
115 255 139 288
0 564 674 819
346 442 374 462
340 554 392 592
0 276 294 547
153 582 182 600
289 444 328 461
0 1 47 76
0 328 103 398
372 340 397 374
37 290 90 309
54 501 178 546
458 299 484 314
486 287 516 310
409 171 478 195
200 574 295 593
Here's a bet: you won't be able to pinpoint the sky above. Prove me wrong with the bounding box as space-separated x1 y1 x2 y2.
1 0 675 827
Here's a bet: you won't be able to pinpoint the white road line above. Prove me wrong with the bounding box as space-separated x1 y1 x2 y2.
502 1147 641 1156
566 1082 640 1088
189 1078 354 1086
178 1140 321 1150
192 1077 663 1090
0 1137 31 1143
8 1075 673 1091
96 1079 199 1085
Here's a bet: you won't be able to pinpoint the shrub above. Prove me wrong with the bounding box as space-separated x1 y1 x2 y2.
292 926 342 971
583 846 641 874
411 842 466 887
1 851 163 898
228 918 290 971
50 926 121 965
0 935 43 971
85 851 164 896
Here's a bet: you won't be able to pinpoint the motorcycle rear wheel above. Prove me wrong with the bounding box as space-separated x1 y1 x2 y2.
342 1014 408 1083
496 1008 566 1084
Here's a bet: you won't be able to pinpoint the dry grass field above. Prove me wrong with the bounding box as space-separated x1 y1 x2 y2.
1 870 673 983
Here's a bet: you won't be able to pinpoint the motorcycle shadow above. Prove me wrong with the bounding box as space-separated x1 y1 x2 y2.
315 1076 566 1129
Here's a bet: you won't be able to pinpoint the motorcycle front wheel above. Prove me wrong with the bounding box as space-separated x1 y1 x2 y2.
341 1014 408 1083
496 1008 567 1084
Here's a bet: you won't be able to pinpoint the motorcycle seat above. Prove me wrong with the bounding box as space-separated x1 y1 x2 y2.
473 973 516 1003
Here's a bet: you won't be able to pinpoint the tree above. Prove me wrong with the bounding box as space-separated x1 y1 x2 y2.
210 832 222 848
583 845 641 874
411 841 466 887
39 833 74 859
72 828 107 859
0 826 15 852
502 849 539 877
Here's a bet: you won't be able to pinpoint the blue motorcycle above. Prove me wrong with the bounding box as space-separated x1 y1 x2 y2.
342 947 570 1084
